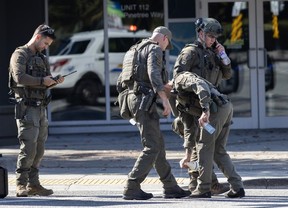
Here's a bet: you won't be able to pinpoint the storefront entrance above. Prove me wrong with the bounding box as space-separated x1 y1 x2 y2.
200 0 288 129
47 0 288 134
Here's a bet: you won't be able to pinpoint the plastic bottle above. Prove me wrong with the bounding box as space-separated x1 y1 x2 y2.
203 122 216 134
129 118 136 125
186 161 199 171
219 51 231 65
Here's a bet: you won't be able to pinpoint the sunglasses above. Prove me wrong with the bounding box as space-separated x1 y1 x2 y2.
39 28 54 35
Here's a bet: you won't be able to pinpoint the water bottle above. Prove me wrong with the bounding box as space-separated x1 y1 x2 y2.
129 118 136 125
219 51 231 65
203 122 216 134
186 161 199 171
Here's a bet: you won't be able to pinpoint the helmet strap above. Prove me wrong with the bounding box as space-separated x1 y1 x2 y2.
198 30 208 49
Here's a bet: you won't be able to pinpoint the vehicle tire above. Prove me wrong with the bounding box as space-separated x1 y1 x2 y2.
72 79 102 105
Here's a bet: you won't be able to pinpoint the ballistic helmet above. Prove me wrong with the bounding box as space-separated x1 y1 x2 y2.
195 18 223 37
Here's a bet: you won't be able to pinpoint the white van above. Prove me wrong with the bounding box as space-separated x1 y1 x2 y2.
49 29 151 105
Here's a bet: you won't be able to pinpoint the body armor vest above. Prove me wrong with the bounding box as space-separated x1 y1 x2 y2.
117 39 158 93
181 42 223 87
9 46 50 100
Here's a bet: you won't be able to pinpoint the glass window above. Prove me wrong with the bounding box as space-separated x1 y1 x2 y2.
103 38 142 53
168 0 195 18
67 40 91 54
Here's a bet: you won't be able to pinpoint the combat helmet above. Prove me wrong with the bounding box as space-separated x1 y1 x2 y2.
195 18 223 37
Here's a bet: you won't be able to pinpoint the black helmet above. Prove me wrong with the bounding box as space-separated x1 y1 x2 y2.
195 18 223 37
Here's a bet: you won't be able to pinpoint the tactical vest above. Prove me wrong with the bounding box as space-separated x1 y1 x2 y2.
116 39 158 93
9 46 50 100
175 72 228 116
180 42 223 87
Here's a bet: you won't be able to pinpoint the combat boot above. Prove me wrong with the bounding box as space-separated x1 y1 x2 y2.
27 184 53 196
163 185 190 198
211 182 230 195
190 189 211 198
16 185 28 197
225 188 245 198
123 188 153 200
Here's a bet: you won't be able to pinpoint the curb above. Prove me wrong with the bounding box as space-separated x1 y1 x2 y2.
243 178 288 189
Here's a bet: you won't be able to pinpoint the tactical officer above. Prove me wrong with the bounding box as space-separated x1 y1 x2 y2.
172 18 232 195
9 24 64 197
174 71 245 198
119 26 190 200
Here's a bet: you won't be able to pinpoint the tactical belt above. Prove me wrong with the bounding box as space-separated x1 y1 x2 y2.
24 99 46 107
10 97 50 107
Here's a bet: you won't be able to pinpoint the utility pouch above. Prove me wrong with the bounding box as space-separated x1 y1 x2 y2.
14 99 27 119
210 101 218 113
117 88 132 120
43 95 52 106
136 85 155 112
211 94 228 107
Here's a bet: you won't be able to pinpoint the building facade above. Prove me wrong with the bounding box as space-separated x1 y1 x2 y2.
1 0 288 145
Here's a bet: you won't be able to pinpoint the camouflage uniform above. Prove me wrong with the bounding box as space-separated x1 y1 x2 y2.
119 36 190 199
9 45 51 191
125 39 177 189
174 71 244 196
172 18 232 192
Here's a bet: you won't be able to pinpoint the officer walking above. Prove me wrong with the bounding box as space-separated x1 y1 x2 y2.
9 24 64 197
173 71 245 198
118 26 190 200
172 18 232 195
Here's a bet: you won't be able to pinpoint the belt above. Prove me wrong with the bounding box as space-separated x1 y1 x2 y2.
24 99 45 107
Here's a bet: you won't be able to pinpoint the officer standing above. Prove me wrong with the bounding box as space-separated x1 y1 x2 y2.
119 26 190 200
172 18 232 195
173 71 245 198
9 24 64 197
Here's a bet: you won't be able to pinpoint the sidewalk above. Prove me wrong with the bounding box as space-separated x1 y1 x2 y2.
0 128 288 194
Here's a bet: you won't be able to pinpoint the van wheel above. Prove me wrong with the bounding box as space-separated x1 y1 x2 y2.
73 79 101 105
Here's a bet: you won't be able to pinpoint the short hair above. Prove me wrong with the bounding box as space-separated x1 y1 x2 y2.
34 24 56 40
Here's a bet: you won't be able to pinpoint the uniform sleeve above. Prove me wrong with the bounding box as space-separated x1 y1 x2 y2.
219 61 232 80
146 46 165 93
173 47 198 78
10 50 42 86
175 73 212 110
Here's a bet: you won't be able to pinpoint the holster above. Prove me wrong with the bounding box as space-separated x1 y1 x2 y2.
14 99 27 120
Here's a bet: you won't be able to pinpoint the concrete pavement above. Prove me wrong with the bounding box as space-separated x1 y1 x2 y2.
0 128 288 196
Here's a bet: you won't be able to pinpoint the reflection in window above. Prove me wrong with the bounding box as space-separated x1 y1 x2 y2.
168 0 195 18
103 38 143 53
68 40 91 54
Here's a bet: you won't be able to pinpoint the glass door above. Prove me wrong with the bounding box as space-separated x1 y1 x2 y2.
200 0 259 129
257 0 288 128
201 0 288 129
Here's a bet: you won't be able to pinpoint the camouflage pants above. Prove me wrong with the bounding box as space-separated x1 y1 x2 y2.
126 93 178 190
196 102 243 193
172 113 219 186
15 105 48 186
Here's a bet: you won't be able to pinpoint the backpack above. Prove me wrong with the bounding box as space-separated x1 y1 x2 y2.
116 39 157 93
116 39 157 120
